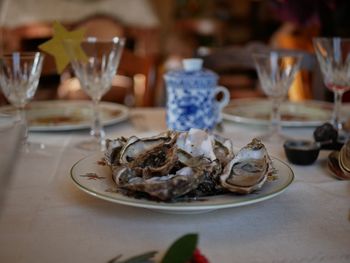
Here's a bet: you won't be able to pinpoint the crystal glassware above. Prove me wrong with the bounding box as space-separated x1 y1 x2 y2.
253 52 302 143
313 37 350 140
0 52 44 150
64 37 125 151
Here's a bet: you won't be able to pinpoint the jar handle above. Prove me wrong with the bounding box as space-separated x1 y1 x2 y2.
214 86 230 109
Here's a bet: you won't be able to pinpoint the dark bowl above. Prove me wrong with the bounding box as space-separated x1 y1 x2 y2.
283 140 320 165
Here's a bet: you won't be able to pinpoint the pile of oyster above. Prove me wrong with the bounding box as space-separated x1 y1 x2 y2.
104 129 275 201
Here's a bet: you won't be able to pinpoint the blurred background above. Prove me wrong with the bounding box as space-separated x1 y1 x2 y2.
1 0 350 107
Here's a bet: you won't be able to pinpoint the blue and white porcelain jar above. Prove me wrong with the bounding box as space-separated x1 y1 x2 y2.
164 58 230 131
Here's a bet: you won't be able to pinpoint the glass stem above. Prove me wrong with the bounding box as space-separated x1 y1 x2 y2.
16 106 28 145
91 99 105 149
270 98 281 136
333 91 343 132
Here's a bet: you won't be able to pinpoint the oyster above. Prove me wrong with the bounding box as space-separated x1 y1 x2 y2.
220 138 274 194
121 159 210 201
176 129 230 196
119 131 177 165
108 131 178 181
176 128 217 162
212 134 234 167
104 137 127 166
104 129 273 201
117 129 220 200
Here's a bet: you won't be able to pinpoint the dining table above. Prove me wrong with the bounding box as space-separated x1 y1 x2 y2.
0 106 349 263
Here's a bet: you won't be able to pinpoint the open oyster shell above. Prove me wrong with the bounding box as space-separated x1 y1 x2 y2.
220 138 274 194
104 137 127 166
212 134 234 167
104 129 273 201
121 159 211 201
175 129 234 196
106 131 178 180
119 131 177 165
177 128 217 162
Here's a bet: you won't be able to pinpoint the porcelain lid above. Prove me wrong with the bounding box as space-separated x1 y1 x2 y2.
164 58 218 81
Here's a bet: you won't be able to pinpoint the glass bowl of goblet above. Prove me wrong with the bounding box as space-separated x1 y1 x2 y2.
313 37 350 141
64 37 125 151
253 51 302 143
0 52 44 151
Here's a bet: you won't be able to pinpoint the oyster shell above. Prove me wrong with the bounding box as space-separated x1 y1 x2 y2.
176 128 217 162
220 138 273 194
121 159 210 201
119 131 177 165
104 129 273 201
176 129 229 196
128 143 178 179
212 134 234 167
104 137 127 166
108 131 178 179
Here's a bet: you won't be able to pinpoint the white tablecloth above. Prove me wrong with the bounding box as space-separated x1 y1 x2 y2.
0 108 349 263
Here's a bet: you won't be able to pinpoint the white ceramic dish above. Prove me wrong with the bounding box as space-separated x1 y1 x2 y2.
222 98 333 127
70 152 294 214
0 100 129 131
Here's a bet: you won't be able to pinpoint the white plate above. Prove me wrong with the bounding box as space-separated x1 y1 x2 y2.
70 152 294 214
222 98 333 127
0 100 129 131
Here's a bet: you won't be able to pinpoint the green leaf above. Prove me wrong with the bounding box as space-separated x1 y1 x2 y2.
161 233 198 263
108 251 157 263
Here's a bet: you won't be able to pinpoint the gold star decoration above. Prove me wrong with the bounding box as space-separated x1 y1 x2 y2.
39 21 87 73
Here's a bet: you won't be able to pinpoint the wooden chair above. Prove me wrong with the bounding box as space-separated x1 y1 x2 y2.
175 18 227 47
72 15 125 39
199 42 323 101
117 49 156 107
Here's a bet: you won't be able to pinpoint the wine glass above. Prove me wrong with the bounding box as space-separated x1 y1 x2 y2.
64 37 125 151
0 52 44 151
253 51 302 143
313 37 350 140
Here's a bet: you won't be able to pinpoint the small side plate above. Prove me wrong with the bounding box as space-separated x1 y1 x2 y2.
222 99 333 127
0 100 129 131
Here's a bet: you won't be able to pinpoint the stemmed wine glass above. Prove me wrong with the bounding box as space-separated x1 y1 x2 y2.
253 52 302 143
0 52 44 151
313 37 350 140
64 37 125 151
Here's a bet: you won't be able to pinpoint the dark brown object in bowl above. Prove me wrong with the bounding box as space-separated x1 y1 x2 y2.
313 123 344 150
313 122 338 143
284 140 320 165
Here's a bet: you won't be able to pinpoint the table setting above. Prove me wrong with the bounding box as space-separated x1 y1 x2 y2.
0 23 350 263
